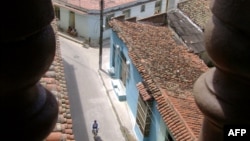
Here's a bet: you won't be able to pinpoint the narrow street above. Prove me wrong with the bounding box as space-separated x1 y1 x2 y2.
59 36 125 141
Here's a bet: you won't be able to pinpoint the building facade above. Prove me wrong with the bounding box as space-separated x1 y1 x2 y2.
52 0 169 46
110 31 171 141
109 19 208 141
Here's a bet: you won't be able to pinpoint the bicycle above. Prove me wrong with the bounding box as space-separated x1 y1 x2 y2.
92 128 98 136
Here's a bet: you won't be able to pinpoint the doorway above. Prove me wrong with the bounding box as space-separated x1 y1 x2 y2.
69 11 75 28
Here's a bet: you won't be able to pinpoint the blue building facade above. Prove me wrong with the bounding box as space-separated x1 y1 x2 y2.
109 31 173 141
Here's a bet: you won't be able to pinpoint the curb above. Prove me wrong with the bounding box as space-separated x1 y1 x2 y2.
58 31 111 49
58 32 85 44
58 32 91 49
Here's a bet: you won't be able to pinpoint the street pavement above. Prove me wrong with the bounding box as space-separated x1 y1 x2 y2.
60 36 124 141
59 34 136 141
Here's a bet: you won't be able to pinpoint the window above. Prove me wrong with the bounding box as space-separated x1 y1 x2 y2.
141 5 145 12
112 45 116 67
136 95 152 136
155 0 162 14
165 133 174 141
119 53 128 86
69 11 75 28
123 9 131 18
105 14 114 30
54 6 60 20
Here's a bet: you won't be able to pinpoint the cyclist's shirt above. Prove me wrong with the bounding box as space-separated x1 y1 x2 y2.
93 123 98 129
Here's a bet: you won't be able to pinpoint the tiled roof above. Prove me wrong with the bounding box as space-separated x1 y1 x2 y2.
66 0 136 10
41 20 75 141
110 19 208 140
168 10 205 54
178 0 212 30
136 82 152 101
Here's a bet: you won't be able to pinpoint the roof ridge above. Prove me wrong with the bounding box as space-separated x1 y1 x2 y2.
132 53 197 140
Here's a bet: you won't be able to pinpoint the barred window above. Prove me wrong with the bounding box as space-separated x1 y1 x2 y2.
136 95 152 136
155 0 162 14
123 9 131 18
119 53 128 86
54 6 60 20
141 5 145 12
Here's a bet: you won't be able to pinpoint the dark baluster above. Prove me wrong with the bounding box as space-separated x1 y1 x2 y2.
0 0 58 140
194 0 250 140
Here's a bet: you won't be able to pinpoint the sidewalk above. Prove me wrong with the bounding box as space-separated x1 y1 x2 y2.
58 31 137 141
98 69 137 141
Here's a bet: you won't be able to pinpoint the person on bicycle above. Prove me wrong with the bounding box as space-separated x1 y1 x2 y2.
92 120 99 134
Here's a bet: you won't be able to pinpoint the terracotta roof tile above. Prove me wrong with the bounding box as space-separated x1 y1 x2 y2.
64 0 136 10
178 0 212 30
136 82 152 101
42 20 75 141
110 19 208 140
45 132 64 141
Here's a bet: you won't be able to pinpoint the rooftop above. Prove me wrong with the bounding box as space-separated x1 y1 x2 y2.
59 0 137 11
168 10 205 54
178 0 211 30
110 19 208 140
42 20 75 141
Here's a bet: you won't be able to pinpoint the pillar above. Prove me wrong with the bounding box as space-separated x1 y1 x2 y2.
193 0 250 140
0 0 58 140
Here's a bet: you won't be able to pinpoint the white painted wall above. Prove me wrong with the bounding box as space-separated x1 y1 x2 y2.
160 0 167 12
87 15 100 40
168 0 178 11
56 0 168 45
75 13 89 38
178 0 188 3
58 7 70 30
130 1 155 19
103 29 111 40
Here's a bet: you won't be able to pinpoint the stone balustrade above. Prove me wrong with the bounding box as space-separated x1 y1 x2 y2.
194 0 250 140
0 0 58 140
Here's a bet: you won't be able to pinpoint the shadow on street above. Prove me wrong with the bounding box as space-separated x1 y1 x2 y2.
63 59 89 141
94 135 103 141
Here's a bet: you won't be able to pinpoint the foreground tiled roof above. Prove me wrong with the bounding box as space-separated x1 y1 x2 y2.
178 0 212 30
66 0 136 10
110 19 208 140
41 20 75 141
136 82 152 101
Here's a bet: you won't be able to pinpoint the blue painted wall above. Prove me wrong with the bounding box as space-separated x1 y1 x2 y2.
148 101 168 141
110 31 173 141
110 32 127 79
134 101 169 141
110 32 142 117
